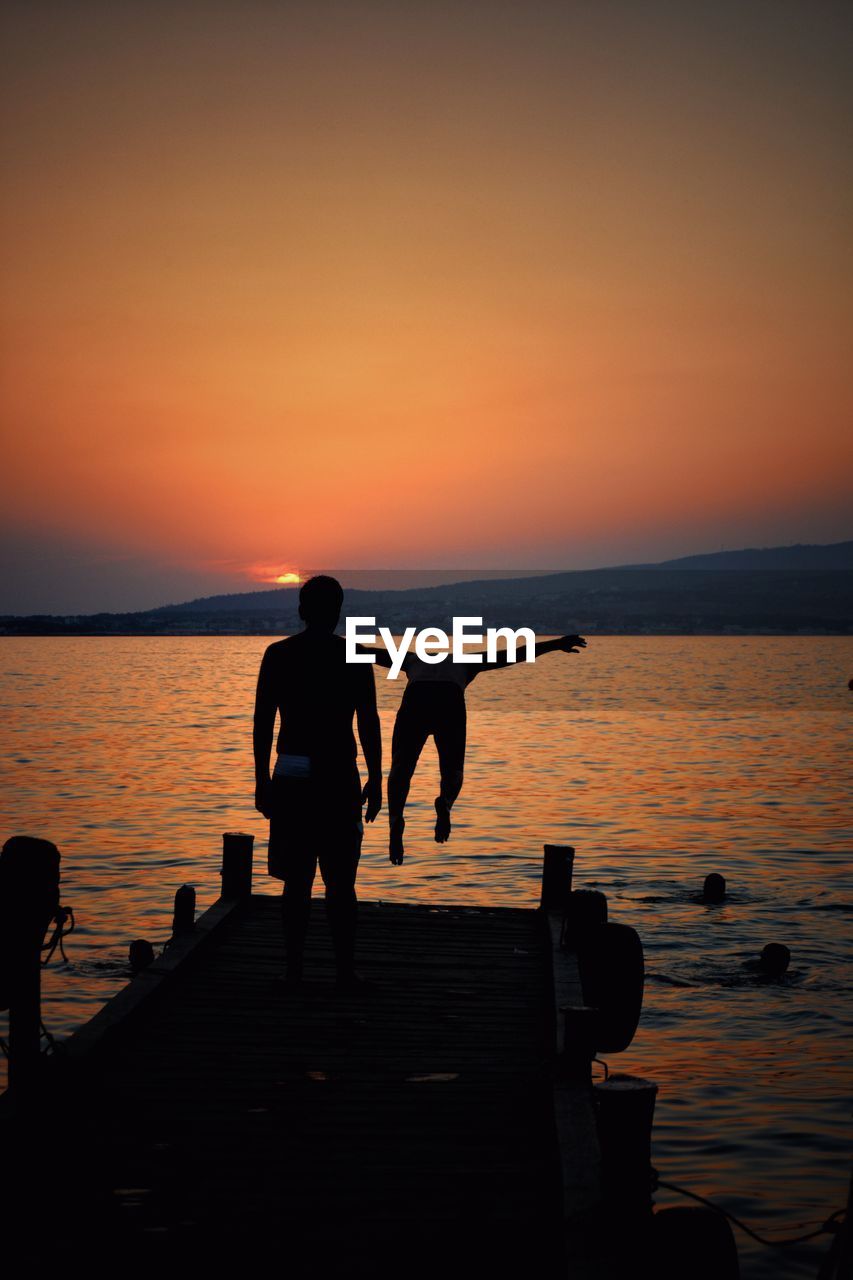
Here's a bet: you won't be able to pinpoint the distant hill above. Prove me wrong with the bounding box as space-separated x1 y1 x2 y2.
2 540 850 635
625 541 853 572
143 540 853 616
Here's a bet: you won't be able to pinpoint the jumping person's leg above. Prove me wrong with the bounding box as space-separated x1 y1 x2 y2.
433 691 467 844
387 698 430 863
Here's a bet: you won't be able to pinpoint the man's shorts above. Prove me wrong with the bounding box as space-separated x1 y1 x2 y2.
267 766 363 883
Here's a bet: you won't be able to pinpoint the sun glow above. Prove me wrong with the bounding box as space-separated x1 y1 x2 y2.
246 565 302 586
1 2 850 615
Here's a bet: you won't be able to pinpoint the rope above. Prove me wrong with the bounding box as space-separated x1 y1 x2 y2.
817 1224 846 1280
29 904 77 1055
653 1172 845 1248
39 1019 58 1053
41 906 75 966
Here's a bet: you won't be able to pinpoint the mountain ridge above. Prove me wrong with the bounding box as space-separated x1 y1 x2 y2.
2 541 850 634
148 540 853 617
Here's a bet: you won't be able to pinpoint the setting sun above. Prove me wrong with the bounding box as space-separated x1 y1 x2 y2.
245 565 302 587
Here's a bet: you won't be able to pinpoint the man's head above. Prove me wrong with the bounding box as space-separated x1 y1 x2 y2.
298 574 344 631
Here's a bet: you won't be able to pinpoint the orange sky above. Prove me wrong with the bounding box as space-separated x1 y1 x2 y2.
1 1 851 611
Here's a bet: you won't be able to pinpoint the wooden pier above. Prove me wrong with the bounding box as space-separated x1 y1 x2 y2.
2 843 612 1272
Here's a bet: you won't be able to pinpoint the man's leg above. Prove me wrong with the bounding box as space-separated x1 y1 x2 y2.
319 824 362 985
387 704 429 864
433 694 466 843
271 779 317 983
281 855 316 983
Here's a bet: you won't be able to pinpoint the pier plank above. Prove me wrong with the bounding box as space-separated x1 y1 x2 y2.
0 896 612 1274
5 896 603 1272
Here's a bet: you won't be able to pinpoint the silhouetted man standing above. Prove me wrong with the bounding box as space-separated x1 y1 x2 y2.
254 575 382 988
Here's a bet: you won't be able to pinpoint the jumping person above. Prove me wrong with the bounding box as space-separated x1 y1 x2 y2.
362 634 585 863
254 576 382 989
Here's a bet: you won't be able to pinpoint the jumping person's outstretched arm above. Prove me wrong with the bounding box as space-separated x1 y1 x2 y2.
356 643 395 669
472 634 586 677
356 667 383 822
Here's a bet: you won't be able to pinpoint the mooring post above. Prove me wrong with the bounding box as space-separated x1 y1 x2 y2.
171 884 196 935
541 844 574 912
560 1004 599 1082
0 836 61 1095
221 832 254 899
594 1074 658 1228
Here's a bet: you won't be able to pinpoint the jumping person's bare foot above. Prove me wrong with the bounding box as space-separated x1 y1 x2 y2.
389 815 405 864
434 796 451 843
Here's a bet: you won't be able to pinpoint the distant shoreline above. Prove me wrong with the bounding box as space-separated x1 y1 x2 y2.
2 556 850 637
1 626 849 638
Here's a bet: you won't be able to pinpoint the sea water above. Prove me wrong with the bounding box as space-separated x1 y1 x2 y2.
1 635 850 1277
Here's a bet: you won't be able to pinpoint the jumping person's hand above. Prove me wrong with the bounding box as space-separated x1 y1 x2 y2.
557 634 587 653
362 775 382 823
255 778 273 819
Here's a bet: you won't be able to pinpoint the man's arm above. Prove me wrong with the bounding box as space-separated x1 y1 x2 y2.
471 634 587 678
253 647 277 818
355 666 382 822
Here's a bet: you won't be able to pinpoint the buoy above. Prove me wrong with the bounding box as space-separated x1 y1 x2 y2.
759 942 790 977
0 836 61 1011
0 836 61 1091
128 939 155 974
577 921 644 1054
648 1206 740 1279
702 873 726 904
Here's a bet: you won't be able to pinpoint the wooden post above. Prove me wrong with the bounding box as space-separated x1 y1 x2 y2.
171 885 196 935
221 832 254 899
0 836 61 1095
541 844 574 911
560 1004 598 1082
594 1074 658 1227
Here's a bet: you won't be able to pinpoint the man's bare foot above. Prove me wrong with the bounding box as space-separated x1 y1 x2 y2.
389 815 405 865
434 796 451 843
